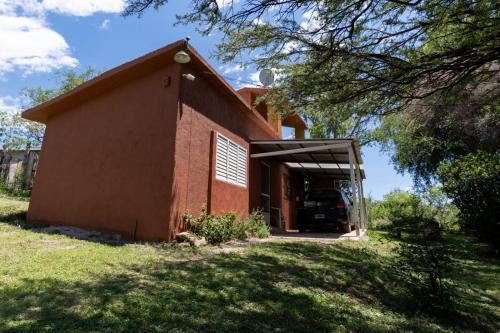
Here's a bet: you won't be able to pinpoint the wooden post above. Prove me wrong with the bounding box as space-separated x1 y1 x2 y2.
348 147 360 236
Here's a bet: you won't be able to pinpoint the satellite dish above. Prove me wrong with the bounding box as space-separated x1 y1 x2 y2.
259 69 275 87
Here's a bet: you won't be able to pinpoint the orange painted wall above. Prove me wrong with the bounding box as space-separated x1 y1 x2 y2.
28 63 181 241
171 66 278 224
27 56 299 241
248 151 303 231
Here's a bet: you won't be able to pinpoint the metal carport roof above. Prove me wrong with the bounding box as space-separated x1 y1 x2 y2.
250 139 365 180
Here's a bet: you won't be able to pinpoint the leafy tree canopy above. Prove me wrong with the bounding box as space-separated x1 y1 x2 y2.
124 0 500 143
438 151 500 248
0 68 97 150
375 78 499 184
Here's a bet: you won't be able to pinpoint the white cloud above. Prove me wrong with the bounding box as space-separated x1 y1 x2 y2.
0 0 126 16
216 0 239 8
300 9 321 31
99 18 110 30
0 15 78 76
0 0 126 76
250 71 261 85
0 95 20 113
219 64 243 74
42 0 125 17
0 0 44 16
282 40 299 54
252 18 265 26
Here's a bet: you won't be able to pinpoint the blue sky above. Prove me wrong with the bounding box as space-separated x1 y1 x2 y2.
0 0 413 199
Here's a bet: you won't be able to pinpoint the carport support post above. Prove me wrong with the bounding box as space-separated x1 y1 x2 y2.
356 180 363 230
361 180 367 230
348 147 360 236
355 167 367 231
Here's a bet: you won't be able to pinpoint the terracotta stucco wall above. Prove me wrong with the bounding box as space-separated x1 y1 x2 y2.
278 165 304 230
171 66 278 223
28 63 181 241
248 152 301 231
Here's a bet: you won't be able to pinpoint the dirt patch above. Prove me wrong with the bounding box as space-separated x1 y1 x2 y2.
33 226 122 244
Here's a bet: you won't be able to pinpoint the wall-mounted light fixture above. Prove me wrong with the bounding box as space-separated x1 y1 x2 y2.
174 50 191 64
182 73 196 81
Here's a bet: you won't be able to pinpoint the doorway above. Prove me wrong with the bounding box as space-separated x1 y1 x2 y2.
260 162 271 225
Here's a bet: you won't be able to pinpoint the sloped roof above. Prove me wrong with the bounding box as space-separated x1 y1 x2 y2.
21 40 280 138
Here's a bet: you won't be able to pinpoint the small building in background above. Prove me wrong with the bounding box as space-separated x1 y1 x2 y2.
0 148 40 190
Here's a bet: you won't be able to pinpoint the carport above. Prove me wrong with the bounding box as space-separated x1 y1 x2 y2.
250 139 367 235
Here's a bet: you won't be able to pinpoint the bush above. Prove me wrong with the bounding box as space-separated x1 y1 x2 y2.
438 151 500 249
0 166 31 198
367 191 455 310
367 189 460 233
368 218 393 230
182 208 270 245
183 208 236 245
421 186 460 231
367 191 424 233
241 209 270 239
394 217 452 311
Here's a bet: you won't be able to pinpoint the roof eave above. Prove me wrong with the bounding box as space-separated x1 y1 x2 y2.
22 40 187 123
21 41 280 140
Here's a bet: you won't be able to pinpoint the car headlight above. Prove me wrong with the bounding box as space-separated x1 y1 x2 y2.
304 201 316 208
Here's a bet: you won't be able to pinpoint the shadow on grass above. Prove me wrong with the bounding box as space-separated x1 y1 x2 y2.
1 239 498 333
370 231 500 331
0 210 127 246
0 210 27 227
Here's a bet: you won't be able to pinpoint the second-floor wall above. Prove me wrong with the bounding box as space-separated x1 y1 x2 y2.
237 87 307 139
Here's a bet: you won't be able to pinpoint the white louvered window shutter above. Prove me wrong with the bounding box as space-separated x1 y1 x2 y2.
237 147 247 186
215 134 228 180
215 133 247 187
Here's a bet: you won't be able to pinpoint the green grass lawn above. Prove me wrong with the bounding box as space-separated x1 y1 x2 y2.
0 195 499 333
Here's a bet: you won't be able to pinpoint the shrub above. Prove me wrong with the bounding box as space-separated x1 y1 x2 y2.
183 208 236 245
242 209 270 239
394 217 452 311
383 191 423 228
0 166 31 198
438 151 500 249
368 217 393 230
367 190 424 234
182 208 270 245
421 186 461 231
367 189 460 233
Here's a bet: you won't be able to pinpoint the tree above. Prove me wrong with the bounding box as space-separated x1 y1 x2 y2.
375 80 499 185
124 2 499 246
0 68 97 150
124 0 499 126
438 151 500 249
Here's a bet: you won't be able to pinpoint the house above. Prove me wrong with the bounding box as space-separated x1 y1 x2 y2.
22 40 366 241
0 148 40 190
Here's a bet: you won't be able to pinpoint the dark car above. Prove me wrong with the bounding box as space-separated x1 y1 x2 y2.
296 189 353 233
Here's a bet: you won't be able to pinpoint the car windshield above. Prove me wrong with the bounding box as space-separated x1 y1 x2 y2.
305 190 341 201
